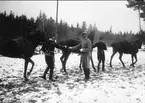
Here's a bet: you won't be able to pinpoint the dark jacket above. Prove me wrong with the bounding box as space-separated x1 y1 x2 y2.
41 39 65 56
93 41 107 52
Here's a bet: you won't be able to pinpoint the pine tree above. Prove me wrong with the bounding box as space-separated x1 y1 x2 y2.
126 0 145 30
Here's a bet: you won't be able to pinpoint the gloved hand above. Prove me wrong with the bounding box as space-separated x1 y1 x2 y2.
68 47 72 49
79 48 85 54
80 48 83 52
67 47 73 52
61 45 67 50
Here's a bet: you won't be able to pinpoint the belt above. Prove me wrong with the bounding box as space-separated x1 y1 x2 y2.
98 50 104 53
45 50 54 56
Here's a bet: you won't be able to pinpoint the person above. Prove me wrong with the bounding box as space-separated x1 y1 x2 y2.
40 32 66 81
93 36 107 72
69 31 92 81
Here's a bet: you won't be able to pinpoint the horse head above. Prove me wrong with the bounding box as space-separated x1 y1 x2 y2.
26 30 46 44
136 39 142 49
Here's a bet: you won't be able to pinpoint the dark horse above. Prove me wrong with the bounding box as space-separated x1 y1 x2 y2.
109 39 142 68
58 38 96 74
0 31 45 81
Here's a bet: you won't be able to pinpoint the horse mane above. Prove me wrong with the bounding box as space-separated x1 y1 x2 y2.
88 30 96 44
58 38 80 47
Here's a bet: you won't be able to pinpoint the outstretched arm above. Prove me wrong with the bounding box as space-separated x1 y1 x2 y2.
53 42 67 50
104 43 107 50
65 43 82 53
92 42 98 48
40 44 45 52
70 43 81 50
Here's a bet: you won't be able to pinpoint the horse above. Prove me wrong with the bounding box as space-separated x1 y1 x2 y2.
58 38 96 74
109 39 142 68
0 30 46 81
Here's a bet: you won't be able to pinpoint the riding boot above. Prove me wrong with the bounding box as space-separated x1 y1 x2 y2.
102 62 105 72
97 62 100 73
83 68 87 80
86 68 90 80
49 67 55 81
41 67 49 80
84 68 90 81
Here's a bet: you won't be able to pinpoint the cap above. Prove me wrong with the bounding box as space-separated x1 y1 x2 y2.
99 36 103 40
52 32 57 37
81 31 87 35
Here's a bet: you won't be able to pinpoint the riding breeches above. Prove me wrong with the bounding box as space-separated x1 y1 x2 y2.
97 50 105 62
45 55 54 68
43 55 55 79
81 55 91 68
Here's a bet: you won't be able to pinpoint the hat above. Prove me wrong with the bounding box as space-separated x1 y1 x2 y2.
99 36 103 40
81 31 87 35
52 32 57 37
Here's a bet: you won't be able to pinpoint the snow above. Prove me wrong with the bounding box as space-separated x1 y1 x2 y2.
0 47 145 103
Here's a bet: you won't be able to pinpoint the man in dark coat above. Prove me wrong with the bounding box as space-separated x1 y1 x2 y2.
93 37 107 72
40 33 66 81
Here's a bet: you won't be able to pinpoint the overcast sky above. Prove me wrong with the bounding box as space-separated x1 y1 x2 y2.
0 1 145 33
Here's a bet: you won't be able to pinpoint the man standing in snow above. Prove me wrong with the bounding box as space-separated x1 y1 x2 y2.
40 33 67 81
69 31 92 81
93 36 107 72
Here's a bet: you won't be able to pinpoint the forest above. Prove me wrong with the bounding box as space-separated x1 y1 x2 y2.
0 0 145 46
0 1 145 102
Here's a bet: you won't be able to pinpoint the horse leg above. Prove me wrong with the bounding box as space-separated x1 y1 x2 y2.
60 55 64 62
119 53 125 68
97 60 101 73
110 49 117 67
90 55 96 72
24 59 29 81
131 54 137 67
130 54 134 67
60 54 64 71
133 54 137 66
79 56 82 72
102 59 105 72
60 50 65 63
63 52 70 74
27 58 34 76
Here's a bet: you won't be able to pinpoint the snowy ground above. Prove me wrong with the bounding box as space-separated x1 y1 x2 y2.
0 47 145 103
